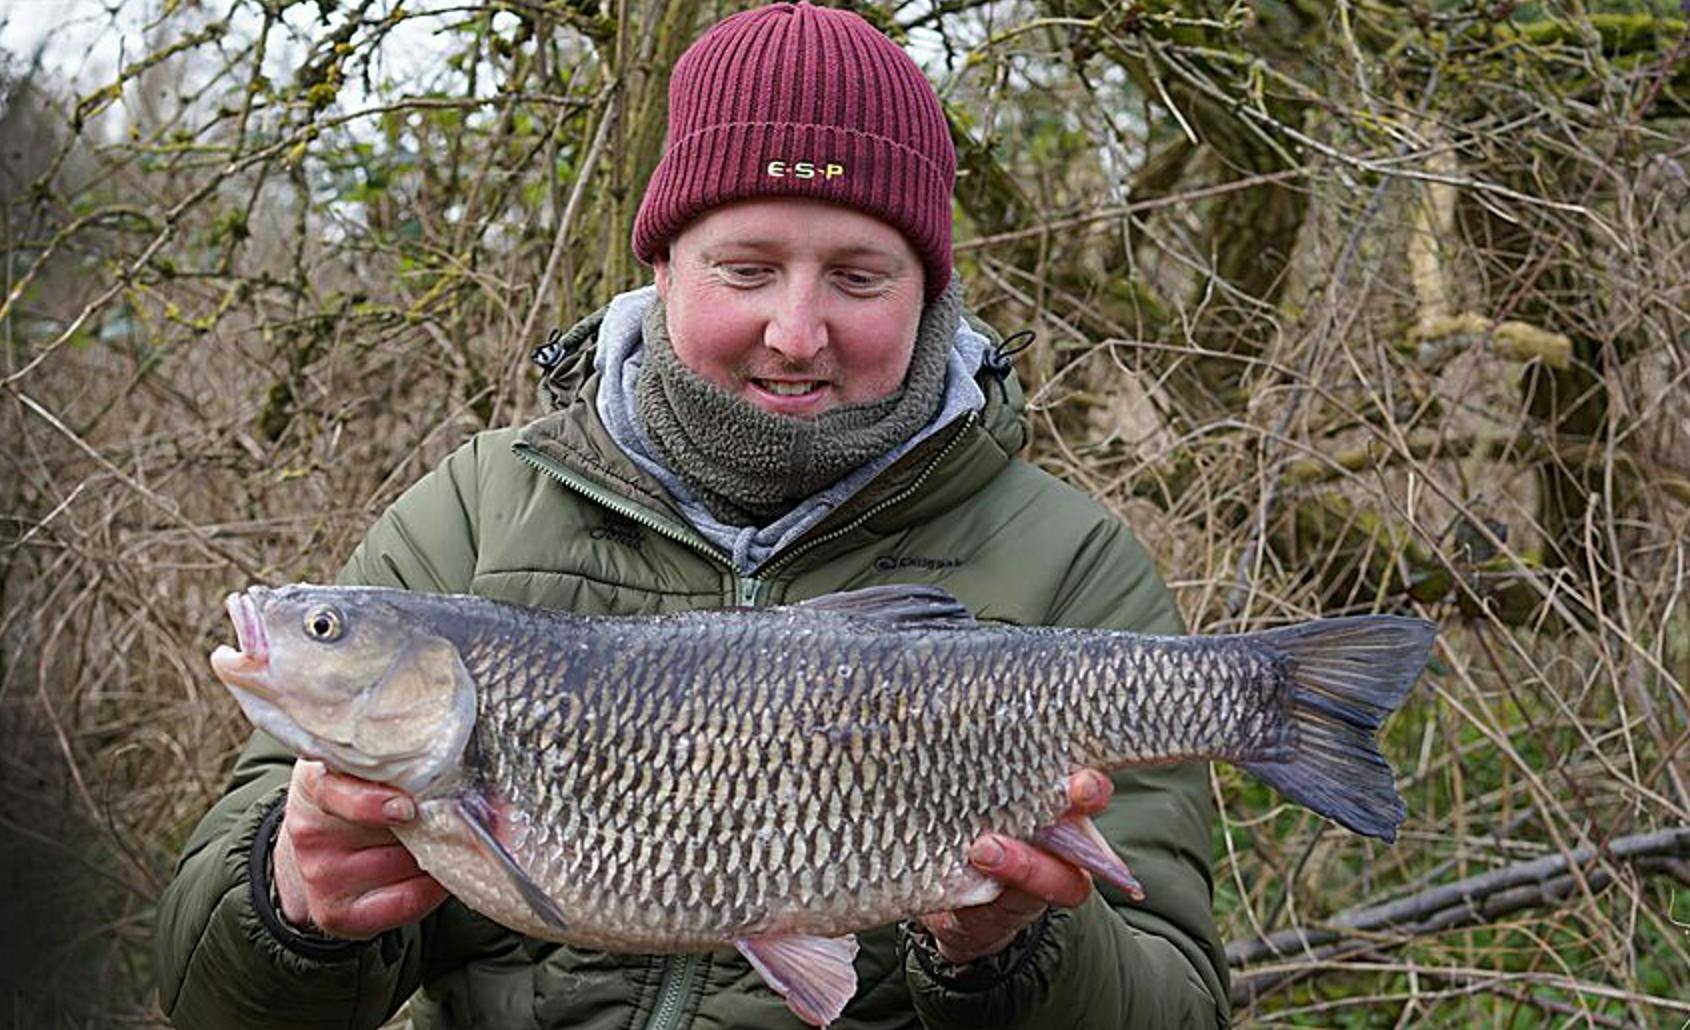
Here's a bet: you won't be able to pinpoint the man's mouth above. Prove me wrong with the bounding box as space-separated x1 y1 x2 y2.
752 378 824 397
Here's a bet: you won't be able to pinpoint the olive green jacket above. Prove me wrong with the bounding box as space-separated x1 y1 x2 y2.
155 313 1230 1029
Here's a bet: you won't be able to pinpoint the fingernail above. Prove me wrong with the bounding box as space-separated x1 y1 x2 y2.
970 837 1005 871
1075 771 1106 805
383 797 415 823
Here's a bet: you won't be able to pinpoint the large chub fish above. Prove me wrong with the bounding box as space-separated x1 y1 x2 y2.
211 584 1435 1027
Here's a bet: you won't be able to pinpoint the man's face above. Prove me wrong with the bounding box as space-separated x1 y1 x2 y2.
653 197 926 418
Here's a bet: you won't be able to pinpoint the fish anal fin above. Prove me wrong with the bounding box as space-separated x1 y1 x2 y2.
792 585 975 626
454 796 568 932
1031 815 1145 902
736 932 860 1028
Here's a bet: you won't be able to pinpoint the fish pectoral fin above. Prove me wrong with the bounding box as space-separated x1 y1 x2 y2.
453 797 568 933
1031 815 1145 902
790 585 976 626
735 932 860 1028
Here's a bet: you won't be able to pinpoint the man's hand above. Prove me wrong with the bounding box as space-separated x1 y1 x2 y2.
272 759 448 939
918 768 1113 963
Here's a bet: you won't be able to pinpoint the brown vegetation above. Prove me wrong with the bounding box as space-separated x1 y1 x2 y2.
1 1 1686 1025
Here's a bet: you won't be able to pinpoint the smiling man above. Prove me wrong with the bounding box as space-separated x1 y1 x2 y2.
156 4 1230 1029
599 193 973 581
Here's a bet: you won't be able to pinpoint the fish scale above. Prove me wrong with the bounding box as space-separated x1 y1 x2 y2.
457 610 1264 946
214 582 1436 1027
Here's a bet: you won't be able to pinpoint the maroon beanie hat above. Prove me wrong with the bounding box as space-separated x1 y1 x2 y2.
632 2 956 297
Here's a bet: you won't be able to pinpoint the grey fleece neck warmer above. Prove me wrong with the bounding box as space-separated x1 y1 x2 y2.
635 282 962 524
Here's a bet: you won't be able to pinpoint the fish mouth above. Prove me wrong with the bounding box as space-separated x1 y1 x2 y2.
210 589 273 695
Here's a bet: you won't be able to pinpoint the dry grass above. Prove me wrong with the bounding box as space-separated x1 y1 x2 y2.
2 2 1687 1026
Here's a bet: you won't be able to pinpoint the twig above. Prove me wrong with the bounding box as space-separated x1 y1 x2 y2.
6 391 263 578
1227 826 1690 1004
1220 37 1451 621
499 82 620 416
953 169 1305 254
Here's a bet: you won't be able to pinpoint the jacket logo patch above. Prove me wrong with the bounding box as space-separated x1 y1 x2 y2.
765 160 845 181
589 522 643 550
873 555 962 573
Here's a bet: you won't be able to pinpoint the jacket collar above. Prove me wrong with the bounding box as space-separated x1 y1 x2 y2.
516 303 1032 557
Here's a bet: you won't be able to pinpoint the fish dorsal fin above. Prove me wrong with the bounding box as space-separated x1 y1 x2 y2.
792 585 976 626
454 796 569 933
736 932 860 1027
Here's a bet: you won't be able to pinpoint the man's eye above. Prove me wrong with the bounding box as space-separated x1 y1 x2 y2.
719 265 769 284
836 271 885 292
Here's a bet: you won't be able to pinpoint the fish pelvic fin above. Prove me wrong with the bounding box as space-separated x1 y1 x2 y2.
1031 815 1144 901
736 932 860 1028
1239 615 1437 843
454 796 568 933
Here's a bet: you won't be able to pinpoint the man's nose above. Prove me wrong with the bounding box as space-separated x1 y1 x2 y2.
764 280 827 361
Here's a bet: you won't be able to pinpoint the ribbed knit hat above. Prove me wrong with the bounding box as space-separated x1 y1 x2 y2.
632 2 956 297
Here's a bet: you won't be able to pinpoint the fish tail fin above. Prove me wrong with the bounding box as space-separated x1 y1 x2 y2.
1238 615 1436 842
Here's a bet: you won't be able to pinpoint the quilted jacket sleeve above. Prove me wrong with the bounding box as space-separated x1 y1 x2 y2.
904 516 1230 1029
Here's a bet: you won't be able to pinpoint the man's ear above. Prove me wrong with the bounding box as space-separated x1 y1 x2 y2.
652 251 670 299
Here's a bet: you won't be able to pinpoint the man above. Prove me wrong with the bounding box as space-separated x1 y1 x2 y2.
155 4 1229 1027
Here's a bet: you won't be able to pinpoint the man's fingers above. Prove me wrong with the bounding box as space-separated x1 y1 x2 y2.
286 836 448 938
277 761 441 939
313 875 449 940
309 767 416 827
291 759 325 805
922 829 1103 964
966 884 1046 926
293 840 427 896
283 803 396 850
1067 768 1113 815
919 909 961 939
918 906 1019 964
970 835 1093 909
919 888 1045 964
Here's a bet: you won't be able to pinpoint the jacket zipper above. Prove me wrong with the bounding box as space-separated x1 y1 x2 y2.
514 409 976 594
753 410 978 581
645 952 706 1030
513 442 727 571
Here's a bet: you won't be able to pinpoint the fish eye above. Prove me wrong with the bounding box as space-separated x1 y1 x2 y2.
303 605 345 642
